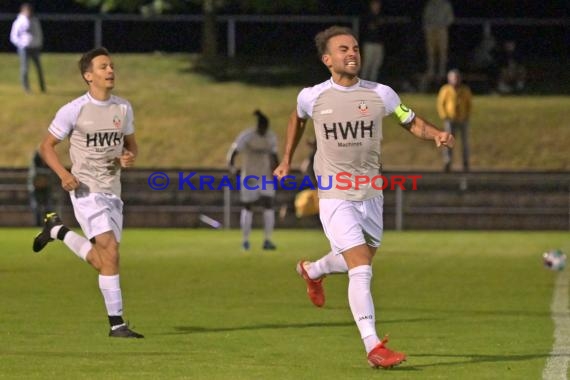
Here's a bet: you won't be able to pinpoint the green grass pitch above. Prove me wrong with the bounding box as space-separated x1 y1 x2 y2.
0 228 568 379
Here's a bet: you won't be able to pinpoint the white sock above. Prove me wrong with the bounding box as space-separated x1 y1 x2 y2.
62 231 92 261
99 274 123 317
308 251 348 279
263 209 274 241
240 209 253 241
364 334 381 353
50 225 63 239
348 265 380 353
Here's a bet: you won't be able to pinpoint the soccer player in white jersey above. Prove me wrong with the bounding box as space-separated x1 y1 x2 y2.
228 110 279 251
273 26 454 368
32 47 143 338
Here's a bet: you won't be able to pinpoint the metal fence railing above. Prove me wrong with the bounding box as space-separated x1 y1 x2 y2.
1 169 569 230
1 13 569 58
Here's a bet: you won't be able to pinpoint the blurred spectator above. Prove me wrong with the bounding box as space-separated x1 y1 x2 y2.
360 0 387 82
28 149 57 226
471 22 496 72
496 40 527 94
10 3 46 93
437 69 472 172
422 0 454 84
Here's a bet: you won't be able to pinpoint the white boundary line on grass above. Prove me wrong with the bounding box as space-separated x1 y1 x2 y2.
542 269 570 380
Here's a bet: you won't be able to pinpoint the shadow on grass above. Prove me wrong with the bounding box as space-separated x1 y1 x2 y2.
401 352 553 371
386 306 551 318
0 350 180 358
168 317 434 335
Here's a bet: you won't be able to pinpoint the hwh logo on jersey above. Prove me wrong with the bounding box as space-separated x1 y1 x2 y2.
323 120 374 140
85 132 124 147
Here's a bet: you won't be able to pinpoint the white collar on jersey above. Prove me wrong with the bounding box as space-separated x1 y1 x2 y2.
86 92 114 106
329 77 361 91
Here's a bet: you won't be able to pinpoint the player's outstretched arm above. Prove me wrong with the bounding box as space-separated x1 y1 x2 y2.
402 115 455 148
274 109 307 179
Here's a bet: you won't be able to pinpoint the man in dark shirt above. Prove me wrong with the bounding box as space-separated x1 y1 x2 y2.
360 0 387 82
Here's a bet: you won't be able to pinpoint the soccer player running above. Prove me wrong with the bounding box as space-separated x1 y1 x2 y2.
32 47 143 338
273 26 454 368
228 110 279 251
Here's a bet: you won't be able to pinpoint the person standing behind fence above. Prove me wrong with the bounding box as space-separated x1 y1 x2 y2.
28 149 58 226
496 40 527 94
10 3 46 93
437 69 472 172
360 0 387 82
422 0 454 84
228 110 279 251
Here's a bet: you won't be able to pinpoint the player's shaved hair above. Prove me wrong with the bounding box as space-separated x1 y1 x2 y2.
315 26 357 56
78 47 110 84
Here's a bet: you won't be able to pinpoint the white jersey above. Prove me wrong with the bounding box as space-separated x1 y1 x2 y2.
10 14 43 49
229 128 278 178
297 78 413 201
48 92 135 197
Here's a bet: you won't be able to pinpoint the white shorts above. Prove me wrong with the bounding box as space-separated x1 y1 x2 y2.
240 176 276 203
319 197 383 255
70 191 123 242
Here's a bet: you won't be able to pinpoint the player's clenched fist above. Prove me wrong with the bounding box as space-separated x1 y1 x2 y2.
435 132 455 148
60 172 80 192
119 150 136 168
273 162 290 180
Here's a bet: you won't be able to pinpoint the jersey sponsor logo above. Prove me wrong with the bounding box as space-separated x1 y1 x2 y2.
85 132 124 147
112 115 122 129
337 141 363 147
323 120 374 140
320 109 333 115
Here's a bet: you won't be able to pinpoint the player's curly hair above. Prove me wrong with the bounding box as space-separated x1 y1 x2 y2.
314 26 357 56
78 47 110 84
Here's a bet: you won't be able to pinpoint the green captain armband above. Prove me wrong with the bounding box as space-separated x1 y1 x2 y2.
394 103 414 125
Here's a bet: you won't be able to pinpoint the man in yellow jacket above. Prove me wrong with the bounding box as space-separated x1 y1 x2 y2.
437 69 472 172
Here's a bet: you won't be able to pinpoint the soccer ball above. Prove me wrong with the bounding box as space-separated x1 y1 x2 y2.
543 249 567 271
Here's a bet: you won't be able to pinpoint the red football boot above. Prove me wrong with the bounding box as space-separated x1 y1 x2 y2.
296 260 325 307
367 336 407 369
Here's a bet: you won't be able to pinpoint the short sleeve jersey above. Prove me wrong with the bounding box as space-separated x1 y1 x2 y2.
230 128 277 178
48 92 135 197
297 79 413 200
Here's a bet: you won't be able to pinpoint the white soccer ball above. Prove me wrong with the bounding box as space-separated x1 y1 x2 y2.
543 249 567 271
